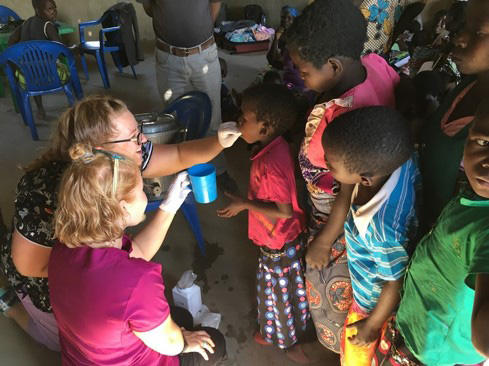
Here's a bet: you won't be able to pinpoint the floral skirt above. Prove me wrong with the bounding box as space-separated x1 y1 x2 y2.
304 193 353 354
256 235 310 349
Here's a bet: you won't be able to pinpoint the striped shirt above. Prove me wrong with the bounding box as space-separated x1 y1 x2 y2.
344 157 419 312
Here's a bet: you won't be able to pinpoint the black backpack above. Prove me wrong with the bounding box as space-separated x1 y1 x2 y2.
101 2 141 67
244 4 266 25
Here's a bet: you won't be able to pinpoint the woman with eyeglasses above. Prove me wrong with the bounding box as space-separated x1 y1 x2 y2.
0 95 240 351
47 144 225 365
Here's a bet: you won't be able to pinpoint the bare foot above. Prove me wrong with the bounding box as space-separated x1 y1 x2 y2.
286 344 311 365
254 331 272 346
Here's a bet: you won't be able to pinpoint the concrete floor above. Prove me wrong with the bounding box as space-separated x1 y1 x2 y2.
0 48 340 366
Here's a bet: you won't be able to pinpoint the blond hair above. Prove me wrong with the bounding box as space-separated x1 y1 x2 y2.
54 144 140 248
26 95 127 172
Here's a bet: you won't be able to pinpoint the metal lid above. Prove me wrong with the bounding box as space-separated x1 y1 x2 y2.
135 112 179 134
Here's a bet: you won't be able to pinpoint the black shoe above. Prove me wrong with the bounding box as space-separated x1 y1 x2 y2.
0 287 19 314
216 171 239 195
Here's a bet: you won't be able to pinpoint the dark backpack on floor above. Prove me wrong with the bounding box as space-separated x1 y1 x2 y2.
244 4 266 25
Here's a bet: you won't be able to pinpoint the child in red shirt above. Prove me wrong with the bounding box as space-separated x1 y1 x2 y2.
217 84 309 363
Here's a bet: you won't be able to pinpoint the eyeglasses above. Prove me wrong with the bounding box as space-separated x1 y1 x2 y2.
102 130 143 145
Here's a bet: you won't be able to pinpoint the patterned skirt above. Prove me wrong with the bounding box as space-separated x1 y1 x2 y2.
304 193 353 354
373 319 486 366
373 318 421 366
256 235 310 349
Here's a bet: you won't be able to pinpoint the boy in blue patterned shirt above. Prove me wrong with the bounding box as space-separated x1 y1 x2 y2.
321 106 419 366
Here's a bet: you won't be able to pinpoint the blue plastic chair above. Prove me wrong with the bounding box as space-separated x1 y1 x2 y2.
79 14 137 89
0 40 83 140
146 91 212 256
0 5 20 23
164 91 212 141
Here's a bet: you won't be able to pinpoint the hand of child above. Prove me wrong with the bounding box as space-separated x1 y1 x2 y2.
216 192 247 218
275 26 285 38
305 238 331 270
346 317 381 347
218 122 242 148
159 172 191 214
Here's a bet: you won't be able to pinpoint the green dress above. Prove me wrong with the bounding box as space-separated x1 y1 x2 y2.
395 189 489 365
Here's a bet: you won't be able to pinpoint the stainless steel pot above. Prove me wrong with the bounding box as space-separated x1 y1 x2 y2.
135 112 181 201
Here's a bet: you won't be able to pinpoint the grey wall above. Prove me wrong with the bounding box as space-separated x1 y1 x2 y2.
4 0 452 42
223 0 309 28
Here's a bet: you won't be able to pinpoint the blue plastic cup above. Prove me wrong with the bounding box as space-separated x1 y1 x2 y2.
187 163 217 204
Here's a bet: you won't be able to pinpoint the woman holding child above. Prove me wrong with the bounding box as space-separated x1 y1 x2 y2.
0 95 240 357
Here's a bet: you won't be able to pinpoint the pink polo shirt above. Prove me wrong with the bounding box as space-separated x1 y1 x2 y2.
248 136 305 250
300 53 399 195
49 235 179 366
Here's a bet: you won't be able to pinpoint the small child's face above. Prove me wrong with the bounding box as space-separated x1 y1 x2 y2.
451 0 489 75
38 0 57 22
237 103 267 144
289 48 337 93
463 113 489 198
324 148 363 185
280 13 295 30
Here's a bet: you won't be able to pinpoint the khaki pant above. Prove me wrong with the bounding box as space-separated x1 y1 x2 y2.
155 43 226 174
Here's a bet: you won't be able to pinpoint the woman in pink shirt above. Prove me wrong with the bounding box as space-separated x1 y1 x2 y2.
49 144 226 366
0 95 240 352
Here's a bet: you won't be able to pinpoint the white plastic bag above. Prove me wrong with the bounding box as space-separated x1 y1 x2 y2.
172 271 202 318
177 270 197 289
194 304 222 329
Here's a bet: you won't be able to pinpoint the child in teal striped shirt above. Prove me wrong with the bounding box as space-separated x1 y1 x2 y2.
322 106 419 366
